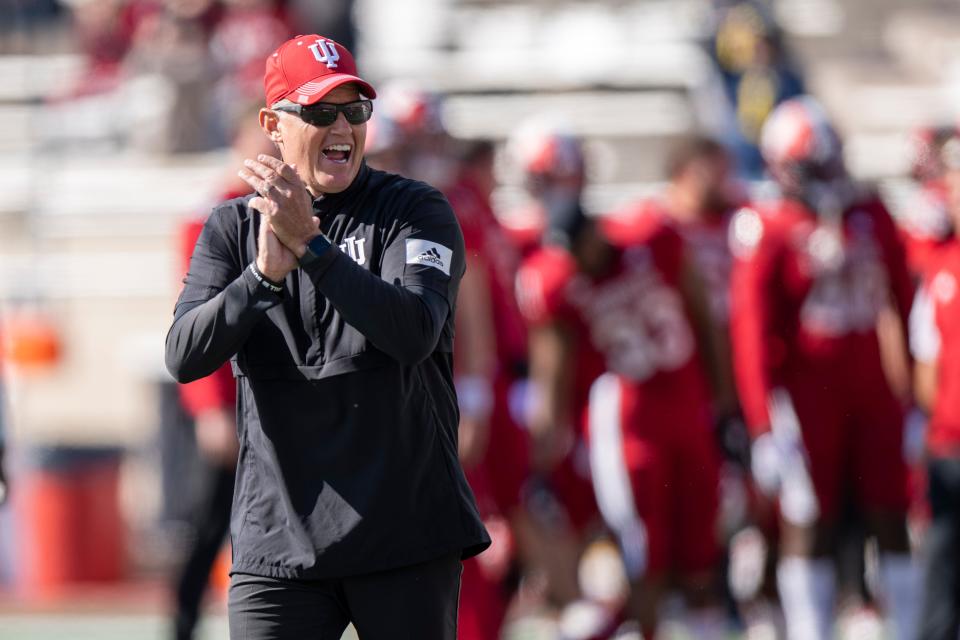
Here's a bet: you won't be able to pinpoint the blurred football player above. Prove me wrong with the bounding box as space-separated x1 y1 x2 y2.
169 103 271 640
509 125 597 608
374 82 456 191
612 135 787 634
503 118 587 258
446 140 529 640
610 135 744 458
899 125 957 277
516 142 731 637
730 96 919 639
910 134 960 640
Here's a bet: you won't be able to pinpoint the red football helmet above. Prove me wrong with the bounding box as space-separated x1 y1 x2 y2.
373 82 454 187
759 96 851 213
909 125 960 183
508 118 586 197
377 83 446 137
760 96 843 177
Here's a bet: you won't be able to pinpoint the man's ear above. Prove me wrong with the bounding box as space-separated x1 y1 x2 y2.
259 108 283 145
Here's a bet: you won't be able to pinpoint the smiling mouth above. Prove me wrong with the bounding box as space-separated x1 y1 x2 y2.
322 144 352 164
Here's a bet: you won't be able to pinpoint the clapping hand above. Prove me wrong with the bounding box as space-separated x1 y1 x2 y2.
239 155 320 258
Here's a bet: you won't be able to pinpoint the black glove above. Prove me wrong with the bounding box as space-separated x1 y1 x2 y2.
542 193 588 249
715 411 751 469
521 473 569 530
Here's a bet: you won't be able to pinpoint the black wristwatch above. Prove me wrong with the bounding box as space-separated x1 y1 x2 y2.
299 234 334 268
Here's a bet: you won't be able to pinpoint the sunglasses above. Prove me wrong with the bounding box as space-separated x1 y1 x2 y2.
273 99 373 127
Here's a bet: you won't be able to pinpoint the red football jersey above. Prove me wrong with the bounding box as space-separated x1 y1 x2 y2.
730 196 914 436
500 202 546 260
175 191 245 417
608 199 735 327
912 240 960 455
446 176 527 369
898 180 952 277
516 214 711 429
679 214 734 327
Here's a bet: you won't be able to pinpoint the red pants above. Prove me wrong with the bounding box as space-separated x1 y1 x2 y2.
587 373 721 577
784 371 909 520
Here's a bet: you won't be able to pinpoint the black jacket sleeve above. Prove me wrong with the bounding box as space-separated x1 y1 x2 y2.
301 191 465 365
165 207 283 383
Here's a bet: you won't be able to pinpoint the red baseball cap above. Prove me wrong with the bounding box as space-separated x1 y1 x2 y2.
264 35 377 107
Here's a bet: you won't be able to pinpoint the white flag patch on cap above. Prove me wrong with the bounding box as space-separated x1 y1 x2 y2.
405 238 452 276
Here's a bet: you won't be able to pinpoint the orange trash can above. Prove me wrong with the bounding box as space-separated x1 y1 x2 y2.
16 446 125 598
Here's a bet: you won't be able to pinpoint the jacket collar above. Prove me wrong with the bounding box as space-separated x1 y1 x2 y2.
312 162 371 215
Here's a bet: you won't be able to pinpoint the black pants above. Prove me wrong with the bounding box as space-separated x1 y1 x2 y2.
228 553 462 640
919 456 960 640
174 461 235 640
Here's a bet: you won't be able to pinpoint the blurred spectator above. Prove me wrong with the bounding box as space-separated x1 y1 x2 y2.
911 132 960 640
49 0 298 153
0 0 62 53
286 0 355 52
69 0 131 65
124 0 223 152
35 0 151 152
208 0 294 127
54 0 153 99
167 102 273 640
697 1 804 178
731 96 919 639
48 0 299 152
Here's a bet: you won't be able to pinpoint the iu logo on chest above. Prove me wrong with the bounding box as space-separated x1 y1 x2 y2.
339 235 367 266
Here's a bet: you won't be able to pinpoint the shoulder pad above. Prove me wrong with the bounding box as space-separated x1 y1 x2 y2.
729 207 765 258
932 269 958 304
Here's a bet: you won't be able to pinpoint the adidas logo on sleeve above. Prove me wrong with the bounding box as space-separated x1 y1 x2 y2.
405 238 453 276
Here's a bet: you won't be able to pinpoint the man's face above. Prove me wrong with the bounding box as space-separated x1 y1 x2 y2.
684 153 732 213
273 84 367 196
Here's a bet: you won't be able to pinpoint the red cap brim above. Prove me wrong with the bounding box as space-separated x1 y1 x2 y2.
285 74 377 105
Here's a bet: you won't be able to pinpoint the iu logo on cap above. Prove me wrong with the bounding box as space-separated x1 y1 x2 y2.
308 39 340 69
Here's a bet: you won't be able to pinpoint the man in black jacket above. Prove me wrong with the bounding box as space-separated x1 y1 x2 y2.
165 34 489 640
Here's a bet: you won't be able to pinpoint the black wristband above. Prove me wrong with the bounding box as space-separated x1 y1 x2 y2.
299 234 334 268
247 262 284 295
